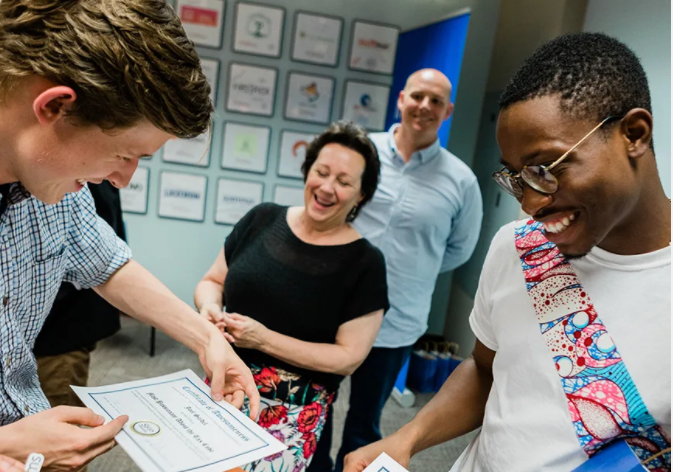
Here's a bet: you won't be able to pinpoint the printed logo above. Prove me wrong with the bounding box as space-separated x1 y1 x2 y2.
358 38 390 50
234 134 258 157
181 6 218 27
127 182 144 192
292 140 309 158
232 82 271 96
164 189 201 199
131 420 161 436
247 13 271 38
301 82 320 102
222 196 256 205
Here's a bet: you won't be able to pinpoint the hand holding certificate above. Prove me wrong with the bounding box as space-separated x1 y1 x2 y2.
73 370 286 472
363 453 410 472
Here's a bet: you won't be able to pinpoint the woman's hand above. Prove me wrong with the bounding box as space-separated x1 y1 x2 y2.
222 312 268 350
199 302 226 333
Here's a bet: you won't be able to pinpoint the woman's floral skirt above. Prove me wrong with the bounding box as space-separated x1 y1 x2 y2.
241 366 335 472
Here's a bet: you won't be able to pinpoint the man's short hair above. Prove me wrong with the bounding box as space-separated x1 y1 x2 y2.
499 33 652 128
0 0 212 138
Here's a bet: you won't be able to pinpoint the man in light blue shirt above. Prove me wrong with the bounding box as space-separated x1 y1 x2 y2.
315 69 483 472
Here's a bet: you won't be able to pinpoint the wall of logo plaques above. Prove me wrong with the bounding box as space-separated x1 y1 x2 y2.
121 0 400 225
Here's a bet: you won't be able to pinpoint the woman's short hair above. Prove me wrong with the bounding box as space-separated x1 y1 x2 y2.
301 121 380 222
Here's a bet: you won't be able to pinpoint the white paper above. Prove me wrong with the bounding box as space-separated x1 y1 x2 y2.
200 58 219 105
363 453 410 472
273 186 304 207
121 166 149 214
349 21 399 74
158 172 207 221
233 2 284 57
278 131 315 179
227 63 277 116
342 81 391 131
215 179 263 225
221 122 270 173
73 370 286 472
177 0 225 49
285 72 334 124
162 132 211 167
292 13 343 66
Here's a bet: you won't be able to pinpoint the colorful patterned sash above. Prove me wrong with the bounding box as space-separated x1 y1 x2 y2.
514 219 671 471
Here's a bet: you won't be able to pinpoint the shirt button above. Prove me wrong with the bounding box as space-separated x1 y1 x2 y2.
2 296 7 306
23 405 29 413
4 357 9 367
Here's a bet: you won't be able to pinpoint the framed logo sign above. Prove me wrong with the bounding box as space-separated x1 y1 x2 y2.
348 20 400 75
284 72 335 124
277 130 315 179
291 12 343 67
226 63 278 116
233 2 285 58
200 58 220 105
273 185 304 207
162 132 211 167
158 171 208 222
221 122 271 173
341 80 390 131
177 0 225 49
215 178 264 225
120 166 150 215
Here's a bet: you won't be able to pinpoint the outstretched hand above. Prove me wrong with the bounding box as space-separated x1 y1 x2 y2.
199 324 260 419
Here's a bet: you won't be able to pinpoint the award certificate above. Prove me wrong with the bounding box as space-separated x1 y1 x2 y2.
73 370 286 472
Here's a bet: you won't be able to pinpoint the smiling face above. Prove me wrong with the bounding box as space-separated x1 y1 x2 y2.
304 143 365 228
398 69 453 142
15 118 173 204
496 95 642 258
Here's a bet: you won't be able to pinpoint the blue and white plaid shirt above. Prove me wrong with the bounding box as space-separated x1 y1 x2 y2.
0 183 131 425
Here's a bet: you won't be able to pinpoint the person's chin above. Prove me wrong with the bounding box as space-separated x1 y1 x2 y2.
34 192 66 205
555 238 593 261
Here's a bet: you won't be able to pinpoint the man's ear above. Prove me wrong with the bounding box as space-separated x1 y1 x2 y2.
444 102 454 121
32 86 77 125
397 89 406 114
620 108 653 160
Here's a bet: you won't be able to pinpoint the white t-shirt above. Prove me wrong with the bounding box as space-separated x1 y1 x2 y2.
450 222 671 472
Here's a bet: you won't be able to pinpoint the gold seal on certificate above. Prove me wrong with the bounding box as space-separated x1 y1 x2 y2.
131 421 162 437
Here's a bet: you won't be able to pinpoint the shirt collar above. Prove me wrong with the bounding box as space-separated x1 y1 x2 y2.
387 124 441 165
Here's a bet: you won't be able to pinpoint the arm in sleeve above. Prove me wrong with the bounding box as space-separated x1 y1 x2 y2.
62 188 131 289
440 178 483 273
341 247 389 324
468 227 504 351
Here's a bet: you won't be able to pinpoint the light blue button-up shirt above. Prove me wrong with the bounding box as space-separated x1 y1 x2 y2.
0 184 131 424
354 125 483 348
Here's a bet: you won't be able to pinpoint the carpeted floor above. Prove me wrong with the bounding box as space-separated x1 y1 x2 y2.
87 316 476 472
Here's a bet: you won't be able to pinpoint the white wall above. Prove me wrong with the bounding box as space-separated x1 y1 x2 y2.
583 0 671 196
124 0 502 306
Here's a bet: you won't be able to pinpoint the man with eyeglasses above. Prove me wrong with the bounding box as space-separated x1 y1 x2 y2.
344 32 670 472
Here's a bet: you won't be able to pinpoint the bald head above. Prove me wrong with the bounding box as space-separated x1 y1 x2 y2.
404 69 452 100
397 68 454 144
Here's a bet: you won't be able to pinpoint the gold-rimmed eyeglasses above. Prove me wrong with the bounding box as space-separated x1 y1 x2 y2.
492 115 623 198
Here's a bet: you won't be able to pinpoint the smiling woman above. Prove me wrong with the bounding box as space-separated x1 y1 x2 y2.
194 121 389 472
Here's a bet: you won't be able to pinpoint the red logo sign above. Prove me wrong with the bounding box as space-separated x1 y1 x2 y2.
181 6 218 27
